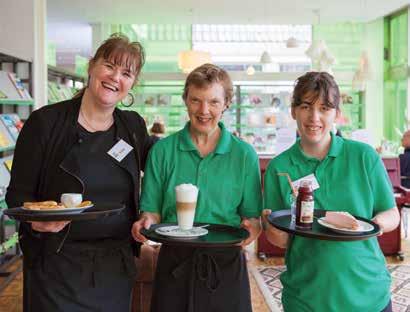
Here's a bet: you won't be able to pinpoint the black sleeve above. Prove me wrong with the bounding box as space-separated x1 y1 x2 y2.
5 111 48 208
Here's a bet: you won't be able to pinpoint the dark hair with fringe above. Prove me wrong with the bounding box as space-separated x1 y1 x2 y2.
292 71 340 110
182 63 233 108
74 33 145 98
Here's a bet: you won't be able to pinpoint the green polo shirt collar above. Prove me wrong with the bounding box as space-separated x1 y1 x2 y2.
289 131 344 166
178 122 232 154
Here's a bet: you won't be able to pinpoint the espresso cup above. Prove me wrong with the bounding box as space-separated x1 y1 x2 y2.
175 184 199 230
61 193 83 208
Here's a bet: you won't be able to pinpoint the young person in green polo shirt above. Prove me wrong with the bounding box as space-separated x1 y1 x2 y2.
263 72 399 312
132 64 262 312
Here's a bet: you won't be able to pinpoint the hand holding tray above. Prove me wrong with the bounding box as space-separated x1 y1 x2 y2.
267 209 380 241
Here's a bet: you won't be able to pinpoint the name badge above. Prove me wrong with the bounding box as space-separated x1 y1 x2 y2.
292 173 320 191
107 139 133 162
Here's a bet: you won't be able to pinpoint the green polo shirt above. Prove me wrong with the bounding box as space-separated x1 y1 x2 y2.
141 122 262 227
264 132 395 312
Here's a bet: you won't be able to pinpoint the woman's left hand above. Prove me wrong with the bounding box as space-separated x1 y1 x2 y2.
240 217 262 247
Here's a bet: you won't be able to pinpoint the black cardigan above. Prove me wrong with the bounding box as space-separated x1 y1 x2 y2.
6 96 154 258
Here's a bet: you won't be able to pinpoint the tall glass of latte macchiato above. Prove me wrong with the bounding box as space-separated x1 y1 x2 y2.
175 184 199 230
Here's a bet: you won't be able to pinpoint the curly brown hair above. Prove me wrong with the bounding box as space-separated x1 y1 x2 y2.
182 63 233 108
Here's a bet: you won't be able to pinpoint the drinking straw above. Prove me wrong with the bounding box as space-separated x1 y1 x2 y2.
277 172 297 197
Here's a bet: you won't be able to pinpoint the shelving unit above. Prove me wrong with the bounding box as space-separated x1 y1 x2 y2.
0 52 30 291
339 90 365 137
123 72 364 154
119 79 296 154
118 83 187 135
47 65 85 104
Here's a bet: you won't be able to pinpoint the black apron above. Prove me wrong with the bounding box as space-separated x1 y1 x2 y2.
151 245 252 312
23 124 137 312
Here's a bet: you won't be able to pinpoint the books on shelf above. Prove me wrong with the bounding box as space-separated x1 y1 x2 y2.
0 114 23 142
48 81 77 104
8 73 31 100
0 132 11 148
3 159 12 173
0 70 31 101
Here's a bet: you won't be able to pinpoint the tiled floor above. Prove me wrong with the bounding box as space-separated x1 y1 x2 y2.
0 240 408 312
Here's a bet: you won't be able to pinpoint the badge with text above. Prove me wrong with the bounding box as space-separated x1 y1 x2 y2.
107 139 133 162
292 174 320 191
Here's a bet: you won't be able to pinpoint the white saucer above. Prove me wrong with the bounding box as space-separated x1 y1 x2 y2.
155 225 208 238
317 217 374 234
22 204 94 214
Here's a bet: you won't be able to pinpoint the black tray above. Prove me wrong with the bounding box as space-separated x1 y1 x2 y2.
4 203 125 221
267 209 381 241
141 223 249 247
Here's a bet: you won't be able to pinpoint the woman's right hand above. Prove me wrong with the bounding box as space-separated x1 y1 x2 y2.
262 209 289 249
131 212 160 243
31 221 70 233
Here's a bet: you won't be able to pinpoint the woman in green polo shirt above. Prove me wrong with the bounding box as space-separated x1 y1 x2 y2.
263 71 399 312
132 64 263 312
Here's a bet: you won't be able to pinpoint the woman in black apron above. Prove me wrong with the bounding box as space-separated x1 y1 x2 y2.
6 33 154 312
132 64 263 312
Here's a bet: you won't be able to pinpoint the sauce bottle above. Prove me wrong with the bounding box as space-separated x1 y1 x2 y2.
295 180 314 229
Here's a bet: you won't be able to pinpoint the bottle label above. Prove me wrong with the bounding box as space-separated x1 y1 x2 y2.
300 201 314 223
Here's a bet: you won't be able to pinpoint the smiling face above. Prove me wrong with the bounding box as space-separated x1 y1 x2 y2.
87 57 136 109
292 91 340 150
185 83 227 136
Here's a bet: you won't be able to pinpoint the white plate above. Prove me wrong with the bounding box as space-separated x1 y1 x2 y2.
155 225 208 238
22 204 94 214
317 217 374 234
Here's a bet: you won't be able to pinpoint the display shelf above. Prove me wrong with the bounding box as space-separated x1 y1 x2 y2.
123 74 363 153
47 66 85 104
48 65 86 83
0 99 34 106
339 90 365 137
0 52 26 283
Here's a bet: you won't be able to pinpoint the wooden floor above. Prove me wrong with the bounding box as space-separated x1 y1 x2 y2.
1 240 409 312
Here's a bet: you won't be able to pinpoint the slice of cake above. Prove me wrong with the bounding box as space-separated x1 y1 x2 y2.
324 211 359 230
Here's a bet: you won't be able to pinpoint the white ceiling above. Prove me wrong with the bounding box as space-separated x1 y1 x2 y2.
47 0 410 24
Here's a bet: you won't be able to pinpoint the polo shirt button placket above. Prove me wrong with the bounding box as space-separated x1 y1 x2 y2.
197 160 205 184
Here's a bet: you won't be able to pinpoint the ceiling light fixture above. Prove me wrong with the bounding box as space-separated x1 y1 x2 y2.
246 65 256 75
286 25 299 48
286 36 299 48
305 9 336 73
178 50 212 74
260 50 272 64
352 51 371 91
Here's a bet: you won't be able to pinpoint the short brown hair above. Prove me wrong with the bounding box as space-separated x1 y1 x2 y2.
150 122 165 135
182 63 234 108
292 72 340 110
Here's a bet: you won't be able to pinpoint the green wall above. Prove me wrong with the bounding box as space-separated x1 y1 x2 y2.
383 10 408 142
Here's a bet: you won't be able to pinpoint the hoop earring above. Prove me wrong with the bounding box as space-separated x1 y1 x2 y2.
121 92 135 107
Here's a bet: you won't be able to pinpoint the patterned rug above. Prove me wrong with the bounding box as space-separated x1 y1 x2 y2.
251 264 410 312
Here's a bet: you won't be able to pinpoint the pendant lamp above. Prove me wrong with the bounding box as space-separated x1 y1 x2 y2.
178 50 212 74
286 36 299 48
260 51 272 64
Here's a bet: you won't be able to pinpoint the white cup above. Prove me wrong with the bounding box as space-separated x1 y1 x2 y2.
61 193 83 208
175 184 199 230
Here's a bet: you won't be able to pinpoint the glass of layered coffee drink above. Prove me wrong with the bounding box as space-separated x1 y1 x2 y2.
175 184 199 230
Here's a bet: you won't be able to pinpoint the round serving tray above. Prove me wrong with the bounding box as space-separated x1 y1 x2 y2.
4 203 125 222
142 223 249 247
267 209 381 241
